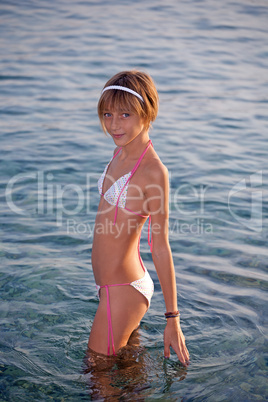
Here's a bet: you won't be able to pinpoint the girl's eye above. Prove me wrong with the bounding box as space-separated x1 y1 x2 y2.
122 113 130 118
104 113 111 118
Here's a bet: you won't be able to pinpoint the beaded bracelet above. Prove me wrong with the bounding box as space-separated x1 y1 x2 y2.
165 310 180 318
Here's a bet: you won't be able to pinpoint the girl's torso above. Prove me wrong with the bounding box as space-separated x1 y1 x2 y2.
92 140 156 285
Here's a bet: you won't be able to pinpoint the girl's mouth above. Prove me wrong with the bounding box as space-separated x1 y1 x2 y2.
113 134 124 139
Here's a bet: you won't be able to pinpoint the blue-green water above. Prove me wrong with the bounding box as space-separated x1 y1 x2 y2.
0 0 267 400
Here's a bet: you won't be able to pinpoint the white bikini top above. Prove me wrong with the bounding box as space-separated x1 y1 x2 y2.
97 140 153 251
98 156 131 209
98 140 152 214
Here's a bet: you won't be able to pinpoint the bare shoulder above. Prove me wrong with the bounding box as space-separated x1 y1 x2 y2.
144 151 169 185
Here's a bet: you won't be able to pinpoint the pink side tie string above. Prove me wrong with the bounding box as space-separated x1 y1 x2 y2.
148 215 153 252
104 285 115 356
99 282 130 356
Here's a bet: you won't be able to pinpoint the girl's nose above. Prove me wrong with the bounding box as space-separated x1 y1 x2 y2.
111 116 120 130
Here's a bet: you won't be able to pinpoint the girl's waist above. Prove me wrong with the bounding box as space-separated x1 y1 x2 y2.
92 238 140 264
92 260 146 285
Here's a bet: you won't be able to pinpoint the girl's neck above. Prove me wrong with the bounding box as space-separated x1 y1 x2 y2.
119 132 150 160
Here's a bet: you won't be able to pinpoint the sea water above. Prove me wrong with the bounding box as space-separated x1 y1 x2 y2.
0 0 267 400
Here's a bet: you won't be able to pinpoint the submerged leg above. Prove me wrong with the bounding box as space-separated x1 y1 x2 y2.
88 284 148 356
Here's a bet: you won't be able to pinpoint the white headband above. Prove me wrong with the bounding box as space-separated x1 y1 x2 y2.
101 85 144 102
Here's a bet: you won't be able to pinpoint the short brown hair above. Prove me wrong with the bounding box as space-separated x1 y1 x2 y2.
98 70 159 134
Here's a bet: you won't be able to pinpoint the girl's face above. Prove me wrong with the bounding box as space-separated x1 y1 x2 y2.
102 108 146 145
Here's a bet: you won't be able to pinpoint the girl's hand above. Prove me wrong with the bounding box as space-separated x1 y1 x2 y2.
164 317 190 366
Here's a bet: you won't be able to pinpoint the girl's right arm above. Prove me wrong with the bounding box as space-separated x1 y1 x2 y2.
144 161 190 366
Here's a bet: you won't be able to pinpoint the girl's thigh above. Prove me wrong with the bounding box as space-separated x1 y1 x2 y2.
88 284 148 355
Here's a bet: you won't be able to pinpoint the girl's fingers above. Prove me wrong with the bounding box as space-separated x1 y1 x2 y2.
164 324 190 365
174 340 190 366
164 343 170 359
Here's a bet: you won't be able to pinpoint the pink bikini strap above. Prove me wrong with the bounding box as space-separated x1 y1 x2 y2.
113 147 122 159
148 215 153 252
104 285 115 356
124 207 147 218
113 140 152 225
99 282 130 356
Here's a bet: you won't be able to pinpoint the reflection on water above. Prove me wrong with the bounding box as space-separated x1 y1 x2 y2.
83 329 187 400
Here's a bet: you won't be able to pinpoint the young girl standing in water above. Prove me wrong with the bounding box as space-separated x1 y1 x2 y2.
88 70 190 366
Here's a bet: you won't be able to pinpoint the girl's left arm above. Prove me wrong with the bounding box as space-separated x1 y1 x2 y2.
145 161 190 366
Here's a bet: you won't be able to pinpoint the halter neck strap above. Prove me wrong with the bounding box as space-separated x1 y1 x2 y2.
113 140 152 225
